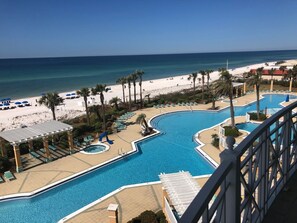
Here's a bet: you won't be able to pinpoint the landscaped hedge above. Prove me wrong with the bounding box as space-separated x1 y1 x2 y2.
127 210 167 223
249 112 267 121
224 126 242 137
211 134 219 148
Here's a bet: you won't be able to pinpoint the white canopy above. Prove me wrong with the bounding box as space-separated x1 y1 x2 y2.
159 171 201 217
0 120 73 145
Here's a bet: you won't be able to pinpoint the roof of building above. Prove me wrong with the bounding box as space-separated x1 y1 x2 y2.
250 69 288 76
159 171 201 217
0 120 73 145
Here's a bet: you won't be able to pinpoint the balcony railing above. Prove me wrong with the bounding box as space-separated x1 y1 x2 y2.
180 101 297 223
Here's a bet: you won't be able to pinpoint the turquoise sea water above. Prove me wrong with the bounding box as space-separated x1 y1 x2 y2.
0 94 293 223
0 50 297 99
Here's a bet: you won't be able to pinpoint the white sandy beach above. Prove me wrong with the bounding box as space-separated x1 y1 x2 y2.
0 60 294 131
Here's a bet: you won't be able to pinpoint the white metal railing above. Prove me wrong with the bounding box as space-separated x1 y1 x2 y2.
180 101 297 223
245 112 250 122
164 197 178 223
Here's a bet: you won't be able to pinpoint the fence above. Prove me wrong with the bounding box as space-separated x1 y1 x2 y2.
180 100 297 223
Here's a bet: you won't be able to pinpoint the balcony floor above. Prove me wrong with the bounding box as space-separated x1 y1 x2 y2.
263 171 297 223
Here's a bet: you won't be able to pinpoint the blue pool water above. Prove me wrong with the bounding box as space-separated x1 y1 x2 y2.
0 94 295 223
236 122 260 133
83 144 108 153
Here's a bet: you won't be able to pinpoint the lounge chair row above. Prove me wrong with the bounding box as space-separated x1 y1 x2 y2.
74 135 94 147
117 112 135 121
114 121 127 131
0 171 15 183
153 102 198 108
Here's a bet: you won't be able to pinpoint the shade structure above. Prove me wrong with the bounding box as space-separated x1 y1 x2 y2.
159 171 201 217
15 102 21 105
22 101 29 104
0 120 73 145
66 94 71 96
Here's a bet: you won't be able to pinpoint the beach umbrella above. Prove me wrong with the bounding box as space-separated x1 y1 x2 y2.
22 101 29 104
3 103 10 106
71 93 76 95
15 102 22 105
66 94 71 96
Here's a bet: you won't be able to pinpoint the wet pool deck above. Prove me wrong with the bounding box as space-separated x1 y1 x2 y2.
0 92 294 222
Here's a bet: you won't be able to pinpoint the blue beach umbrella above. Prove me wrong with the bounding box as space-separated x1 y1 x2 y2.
15 102 22 105
22 101 29 104
66 94 71 96
285 95 289 102
71 93 76 95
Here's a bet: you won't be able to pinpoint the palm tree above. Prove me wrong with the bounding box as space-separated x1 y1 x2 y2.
144 94 151 104
199 70 206 99
109 97 121 110
127 75 132 110
268 68 276 92
38 92 63 120
116 77 126 103
188 72 198 93
206 69 213 89
209 84 218 110
137 70 145 108
279 65 287 73
131 72 138 103
213 70 236 128
136 113 150 133
292 65 297 91
246 67 264 120
89 105 102 121
77 88 91 125
284 65 297 92
94 84 108 131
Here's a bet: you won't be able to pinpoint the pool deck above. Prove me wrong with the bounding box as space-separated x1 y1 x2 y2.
0 92 294 222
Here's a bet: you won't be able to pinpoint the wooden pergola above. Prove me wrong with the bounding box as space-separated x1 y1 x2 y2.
0 120 73 172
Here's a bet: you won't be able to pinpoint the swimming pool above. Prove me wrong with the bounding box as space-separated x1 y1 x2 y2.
81 143 109 154
236 122 260 133
0 94 294 223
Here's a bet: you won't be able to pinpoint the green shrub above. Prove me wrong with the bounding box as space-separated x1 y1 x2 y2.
224 126 241 137
275 60 285 65
127 210 167 223
248 112 267 121
155 210 167 223
211 134 220 148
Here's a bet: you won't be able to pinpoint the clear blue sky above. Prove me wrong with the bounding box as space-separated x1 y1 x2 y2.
1 0 297 58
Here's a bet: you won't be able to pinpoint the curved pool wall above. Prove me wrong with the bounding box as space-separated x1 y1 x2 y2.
0 94 294 223
80 143 110 154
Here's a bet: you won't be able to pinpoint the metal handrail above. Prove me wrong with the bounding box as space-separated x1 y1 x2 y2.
180 161 232 223
180 100 297 223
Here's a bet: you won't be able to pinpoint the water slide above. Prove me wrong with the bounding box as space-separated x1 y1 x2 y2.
99 132 113 144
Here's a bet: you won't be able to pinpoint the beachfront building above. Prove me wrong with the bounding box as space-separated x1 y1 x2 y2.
0 120 73 172
250 68 288 81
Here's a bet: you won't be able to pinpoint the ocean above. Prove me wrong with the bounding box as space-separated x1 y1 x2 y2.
0 50 297 99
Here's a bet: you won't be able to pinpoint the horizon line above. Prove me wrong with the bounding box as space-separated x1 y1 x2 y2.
1 48 297 60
